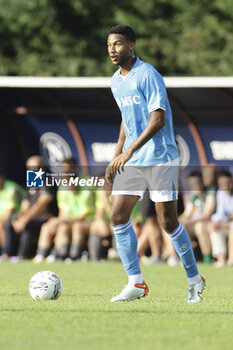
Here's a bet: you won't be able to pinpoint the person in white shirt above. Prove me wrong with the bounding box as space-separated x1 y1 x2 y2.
209 171 233 267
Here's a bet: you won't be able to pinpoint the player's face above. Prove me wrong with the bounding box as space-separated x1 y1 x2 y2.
107 34 135 66
202 165 216 187
188 176 204 194
217 176 232 192
26 158 41 171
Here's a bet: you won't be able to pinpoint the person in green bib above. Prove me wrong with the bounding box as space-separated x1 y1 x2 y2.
0 169 24 256
89 179 143 262
88 179 113 261
179 171 216 264
34 158 95 262
66 185 96 261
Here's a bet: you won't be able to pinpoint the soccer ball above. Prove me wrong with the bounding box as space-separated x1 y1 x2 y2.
29 271 62 300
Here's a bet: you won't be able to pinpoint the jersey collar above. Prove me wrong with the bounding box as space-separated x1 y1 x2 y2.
130 57 141 72
117 57 141 78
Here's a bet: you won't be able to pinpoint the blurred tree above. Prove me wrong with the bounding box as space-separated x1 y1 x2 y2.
0 0 116 76
113 0 233 76
0 0 232 76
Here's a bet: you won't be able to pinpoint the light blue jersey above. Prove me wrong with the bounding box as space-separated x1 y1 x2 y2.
111 57 179 166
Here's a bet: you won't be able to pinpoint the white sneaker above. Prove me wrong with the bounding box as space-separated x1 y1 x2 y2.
110 281 149 302
187 276 206 303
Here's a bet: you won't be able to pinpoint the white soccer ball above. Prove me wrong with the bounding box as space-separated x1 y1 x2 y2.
29 271 62 300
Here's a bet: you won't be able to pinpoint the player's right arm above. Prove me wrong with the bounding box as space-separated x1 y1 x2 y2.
105 121 126 184
112 121 126 158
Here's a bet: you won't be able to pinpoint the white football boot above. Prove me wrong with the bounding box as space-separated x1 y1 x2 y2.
110 281 149 302
187 276 206 303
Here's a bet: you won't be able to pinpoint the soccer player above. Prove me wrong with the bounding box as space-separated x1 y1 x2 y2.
106 24 206 303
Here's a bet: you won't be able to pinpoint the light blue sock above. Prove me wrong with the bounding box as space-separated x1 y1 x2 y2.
112 220 141 276
167 222 199 278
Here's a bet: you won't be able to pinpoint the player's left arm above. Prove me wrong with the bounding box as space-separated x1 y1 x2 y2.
106 121 126 184
110 109 165 175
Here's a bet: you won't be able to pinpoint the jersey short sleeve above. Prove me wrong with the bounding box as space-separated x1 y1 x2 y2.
140 66 167 113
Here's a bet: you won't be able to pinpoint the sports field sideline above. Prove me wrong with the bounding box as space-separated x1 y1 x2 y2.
1 261 233 350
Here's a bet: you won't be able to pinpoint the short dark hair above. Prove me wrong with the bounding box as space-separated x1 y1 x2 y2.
61 157 77 166
188 171 202 179
108 24 136 43
217 170 232 179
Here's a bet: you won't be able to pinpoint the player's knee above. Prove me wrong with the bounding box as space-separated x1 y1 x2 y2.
194 221 203 235
110 210 129 227
72 221 81 231
40 222 48 233
158 215 177 233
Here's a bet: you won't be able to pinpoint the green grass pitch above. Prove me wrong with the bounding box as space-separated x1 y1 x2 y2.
1 261 233 350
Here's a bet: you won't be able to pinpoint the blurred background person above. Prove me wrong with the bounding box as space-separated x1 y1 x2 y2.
179 171 216 264
34 157 95 262
108 194 143 262
209 171 233 267
88 178 112 261
2 156 57 260
161 188 185 266
0 168 24 257
137 189 184 266
68 186 96 261
202 164 217 193
137 215 162 265
137 192 162 265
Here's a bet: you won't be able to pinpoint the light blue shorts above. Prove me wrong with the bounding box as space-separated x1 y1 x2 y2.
112 157 179 203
